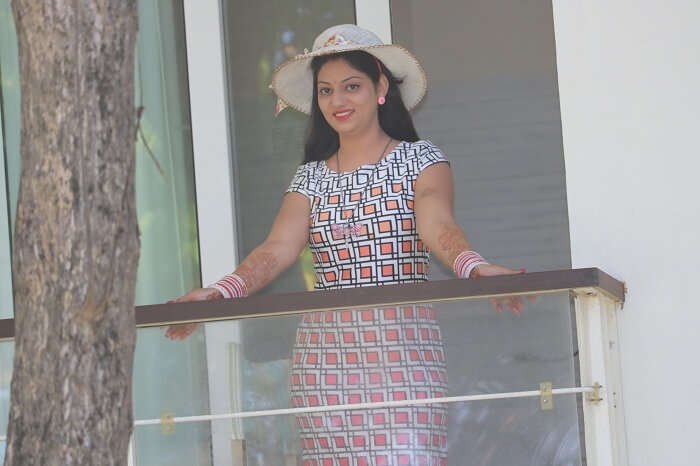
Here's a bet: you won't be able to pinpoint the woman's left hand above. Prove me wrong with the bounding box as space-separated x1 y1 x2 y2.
472 264 535 315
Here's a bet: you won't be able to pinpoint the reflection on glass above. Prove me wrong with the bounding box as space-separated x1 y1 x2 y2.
137 292 582 465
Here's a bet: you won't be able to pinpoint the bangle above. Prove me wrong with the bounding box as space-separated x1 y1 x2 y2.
453 251 489 279
210 273 248 299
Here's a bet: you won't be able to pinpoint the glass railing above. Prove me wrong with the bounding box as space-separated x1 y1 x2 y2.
0 268 627 466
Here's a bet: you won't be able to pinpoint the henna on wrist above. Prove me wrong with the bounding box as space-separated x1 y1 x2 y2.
235 251 278 293
437 226 470 265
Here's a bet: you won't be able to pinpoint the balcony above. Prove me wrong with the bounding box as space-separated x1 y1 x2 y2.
0 268 626 466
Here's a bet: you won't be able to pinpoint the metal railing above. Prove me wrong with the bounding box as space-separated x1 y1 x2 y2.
0 267 624 340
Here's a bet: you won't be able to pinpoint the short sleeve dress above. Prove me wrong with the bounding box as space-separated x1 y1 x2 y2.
287 140 449 466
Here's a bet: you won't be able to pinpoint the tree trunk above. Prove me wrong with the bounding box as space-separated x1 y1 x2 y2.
4 1 139 465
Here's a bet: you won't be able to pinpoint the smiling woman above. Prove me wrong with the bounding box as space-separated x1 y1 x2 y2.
170 23 524 465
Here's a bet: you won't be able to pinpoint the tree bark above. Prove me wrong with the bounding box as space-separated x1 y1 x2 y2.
4 1 139 465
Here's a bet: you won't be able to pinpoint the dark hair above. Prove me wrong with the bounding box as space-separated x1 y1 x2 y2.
303 50 419 163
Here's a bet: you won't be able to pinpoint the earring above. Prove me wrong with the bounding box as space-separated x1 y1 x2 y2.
378 96 386 105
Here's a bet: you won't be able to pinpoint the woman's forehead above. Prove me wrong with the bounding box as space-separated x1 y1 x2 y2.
317 58 369 83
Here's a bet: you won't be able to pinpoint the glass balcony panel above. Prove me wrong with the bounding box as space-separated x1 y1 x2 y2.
132 418 299 466
132 422 214 466
133 326 211 466
134 290 583 465
132 395 583 466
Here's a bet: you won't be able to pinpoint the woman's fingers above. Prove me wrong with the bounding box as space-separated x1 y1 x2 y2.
489 295 524 315
165 323 200 340
490 297 504 314
473 264 526 278
506 296 522 315
475 264 529 315
163 288 224 341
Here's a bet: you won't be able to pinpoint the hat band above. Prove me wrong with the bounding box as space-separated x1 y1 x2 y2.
323 34 354 48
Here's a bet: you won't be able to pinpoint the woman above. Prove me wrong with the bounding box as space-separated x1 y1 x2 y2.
167 24 524 465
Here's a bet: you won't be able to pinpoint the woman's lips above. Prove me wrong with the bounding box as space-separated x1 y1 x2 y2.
333 109 354 121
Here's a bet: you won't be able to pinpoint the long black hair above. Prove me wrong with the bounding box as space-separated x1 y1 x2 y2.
303 50 419 163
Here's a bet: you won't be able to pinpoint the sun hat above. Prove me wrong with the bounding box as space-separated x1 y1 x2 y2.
270 24 427 115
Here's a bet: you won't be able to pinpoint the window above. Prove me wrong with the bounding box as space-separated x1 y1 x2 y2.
0 1 208 464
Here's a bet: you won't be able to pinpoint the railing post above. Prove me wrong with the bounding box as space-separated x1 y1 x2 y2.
573 288 628 466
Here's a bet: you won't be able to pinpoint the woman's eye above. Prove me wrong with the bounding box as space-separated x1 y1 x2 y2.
318 88 331 96
346 83 360 91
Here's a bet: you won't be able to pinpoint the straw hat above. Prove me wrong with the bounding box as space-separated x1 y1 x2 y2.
271 24 427 115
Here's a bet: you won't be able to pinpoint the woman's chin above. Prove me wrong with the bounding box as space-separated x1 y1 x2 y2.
332 121 365 138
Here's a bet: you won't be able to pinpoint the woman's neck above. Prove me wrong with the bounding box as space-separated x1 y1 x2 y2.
336 127 391 171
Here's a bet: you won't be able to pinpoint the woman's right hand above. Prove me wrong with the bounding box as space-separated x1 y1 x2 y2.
164 287 223 340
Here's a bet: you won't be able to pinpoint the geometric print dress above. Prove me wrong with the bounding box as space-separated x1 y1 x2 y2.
286 140 450 466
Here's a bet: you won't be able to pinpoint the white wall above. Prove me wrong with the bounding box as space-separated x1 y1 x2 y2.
552 1 700 464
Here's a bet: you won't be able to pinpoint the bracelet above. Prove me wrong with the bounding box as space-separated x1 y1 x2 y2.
453 251 489 279
210 273 248 299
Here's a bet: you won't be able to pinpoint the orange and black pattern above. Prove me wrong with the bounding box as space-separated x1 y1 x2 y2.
287 140 449 290
287 141 450 465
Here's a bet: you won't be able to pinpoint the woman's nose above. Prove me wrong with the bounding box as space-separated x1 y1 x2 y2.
331 88 346 106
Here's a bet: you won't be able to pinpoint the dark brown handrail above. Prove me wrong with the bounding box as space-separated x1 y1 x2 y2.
0 268 624 340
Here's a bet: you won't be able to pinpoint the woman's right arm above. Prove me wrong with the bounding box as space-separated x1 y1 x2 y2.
165 192 311 339
231 192 311 295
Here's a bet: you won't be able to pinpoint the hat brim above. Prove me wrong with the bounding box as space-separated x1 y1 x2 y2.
271 44 427 115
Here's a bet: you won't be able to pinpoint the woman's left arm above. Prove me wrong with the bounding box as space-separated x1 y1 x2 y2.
414 162 526 282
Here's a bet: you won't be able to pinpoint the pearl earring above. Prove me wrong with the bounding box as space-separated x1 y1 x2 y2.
378 96 386 105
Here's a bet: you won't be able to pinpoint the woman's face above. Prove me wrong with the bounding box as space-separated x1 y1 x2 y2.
316 58 387 137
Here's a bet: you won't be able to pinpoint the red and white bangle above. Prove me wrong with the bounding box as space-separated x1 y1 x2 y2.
210 273 248 299
453 250 489 279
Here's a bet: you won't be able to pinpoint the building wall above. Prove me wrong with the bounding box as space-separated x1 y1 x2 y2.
552 1 700 464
